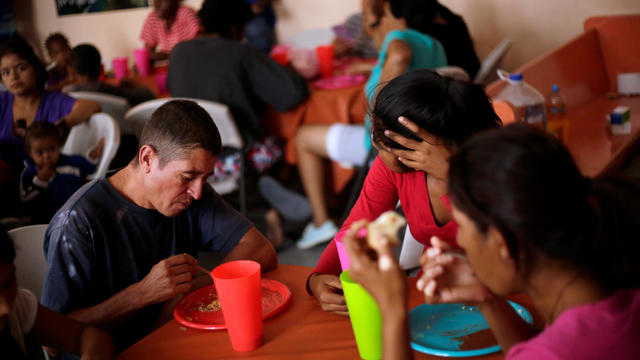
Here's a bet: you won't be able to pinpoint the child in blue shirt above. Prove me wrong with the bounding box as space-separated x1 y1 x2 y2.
20 122 99 223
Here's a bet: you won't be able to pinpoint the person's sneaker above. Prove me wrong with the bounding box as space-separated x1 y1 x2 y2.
296 220 338 249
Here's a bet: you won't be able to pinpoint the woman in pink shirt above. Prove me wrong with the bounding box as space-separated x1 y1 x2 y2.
345 124 640 359
140 0 200 63
307 69 501 315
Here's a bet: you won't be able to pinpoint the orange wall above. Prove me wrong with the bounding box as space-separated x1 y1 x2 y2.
17 0 640 71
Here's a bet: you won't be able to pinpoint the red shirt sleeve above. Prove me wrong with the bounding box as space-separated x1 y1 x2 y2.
307 156 400 292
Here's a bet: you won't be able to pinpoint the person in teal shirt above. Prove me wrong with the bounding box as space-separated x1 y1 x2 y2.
294 0 447 250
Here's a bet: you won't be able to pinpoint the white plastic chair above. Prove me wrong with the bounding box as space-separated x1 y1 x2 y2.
124 98 246 213
62 112 121 179
434 66 471 82
8 224 49 299
398 224 425 271
283 28 335 49
473 39 512 85
69 91 132 135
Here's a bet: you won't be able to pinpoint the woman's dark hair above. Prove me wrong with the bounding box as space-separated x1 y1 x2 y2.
197 0 253 38
70 44 102 80
0 225 16 264
388 0 438 32
370 69 501 150
0 39 47 92
448 124 640 290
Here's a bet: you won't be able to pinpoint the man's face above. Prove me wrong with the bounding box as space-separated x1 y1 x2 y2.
28 136 61 169
145 148 216 217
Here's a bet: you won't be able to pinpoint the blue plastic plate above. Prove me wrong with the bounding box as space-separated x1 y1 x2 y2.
409 301 532 357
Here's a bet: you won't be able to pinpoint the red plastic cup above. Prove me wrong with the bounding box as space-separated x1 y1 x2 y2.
270 45 289 66
316 44 334 78
211 260 263 352
133 48 150 76
112 56 128 81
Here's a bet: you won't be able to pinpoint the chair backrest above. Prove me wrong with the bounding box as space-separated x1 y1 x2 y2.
474 39 512 85
62 112 121 179
124 97 243 149
69 91 131 133
8 224 49 299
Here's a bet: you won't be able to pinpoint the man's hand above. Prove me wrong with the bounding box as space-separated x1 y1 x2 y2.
136 254 198 307
309 273 348 316
383 116 450 180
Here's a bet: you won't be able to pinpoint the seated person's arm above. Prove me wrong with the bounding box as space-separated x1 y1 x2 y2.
63 253 197 330
243 47 309 111
147 45 169 63
222 227 277 271
59 99 101 128
377 39 412 90
31 304 114 359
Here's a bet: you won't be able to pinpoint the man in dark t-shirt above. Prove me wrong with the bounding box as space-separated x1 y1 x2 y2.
41 100 277 357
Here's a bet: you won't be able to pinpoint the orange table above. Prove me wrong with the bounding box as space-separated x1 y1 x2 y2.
117 264 537 360
566 96 640 176
266 83 367 194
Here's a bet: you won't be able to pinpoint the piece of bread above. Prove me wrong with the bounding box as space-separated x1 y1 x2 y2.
366 211 406 250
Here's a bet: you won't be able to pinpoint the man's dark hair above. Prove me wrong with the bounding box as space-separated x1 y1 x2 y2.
45 32 71 52
0 39 47 92
70 44 102 80
24 122 61 153
197 0 253 38
370 69 501 151
136 100 222 167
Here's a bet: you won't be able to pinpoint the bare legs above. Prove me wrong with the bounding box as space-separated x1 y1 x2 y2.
295 124 331 227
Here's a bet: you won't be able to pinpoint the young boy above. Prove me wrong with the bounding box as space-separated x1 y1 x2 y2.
0 226 113 358
45 32 72 91
20 122 101 223
66 43 155 107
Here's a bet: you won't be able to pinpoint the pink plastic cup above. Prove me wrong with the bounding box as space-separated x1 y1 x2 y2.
133 48 150 76
112 56 128 81
211 260 263 352
335 236 351 271
155 72 168 95
316 44 335 78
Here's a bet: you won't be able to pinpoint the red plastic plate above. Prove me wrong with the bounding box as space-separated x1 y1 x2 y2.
173 278 292 330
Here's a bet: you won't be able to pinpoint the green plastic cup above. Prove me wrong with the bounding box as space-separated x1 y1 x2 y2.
340 270 382 360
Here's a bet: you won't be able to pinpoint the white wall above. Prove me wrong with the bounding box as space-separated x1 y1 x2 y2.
17 0 640 71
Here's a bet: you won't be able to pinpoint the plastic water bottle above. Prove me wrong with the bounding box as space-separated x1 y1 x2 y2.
546 84 569 143
495 71 547 129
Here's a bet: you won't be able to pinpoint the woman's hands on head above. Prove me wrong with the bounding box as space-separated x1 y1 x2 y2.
383 116 450 180
344 220 407 316
417 236 492 304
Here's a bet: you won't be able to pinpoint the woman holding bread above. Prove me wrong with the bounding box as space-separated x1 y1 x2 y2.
344 124 640 359
307 69 501 315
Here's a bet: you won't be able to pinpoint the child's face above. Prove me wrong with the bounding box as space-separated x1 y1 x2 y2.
0 263 18 325
28 136 60 169
47 41 71 68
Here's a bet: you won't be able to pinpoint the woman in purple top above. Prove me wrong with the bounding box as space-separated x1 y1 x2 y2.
343 125 640 359
0 39 100 146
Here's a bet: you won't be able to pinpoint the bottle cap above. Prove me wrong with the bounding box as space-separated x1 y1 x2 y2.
509 73 523 81
552 84 559 92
